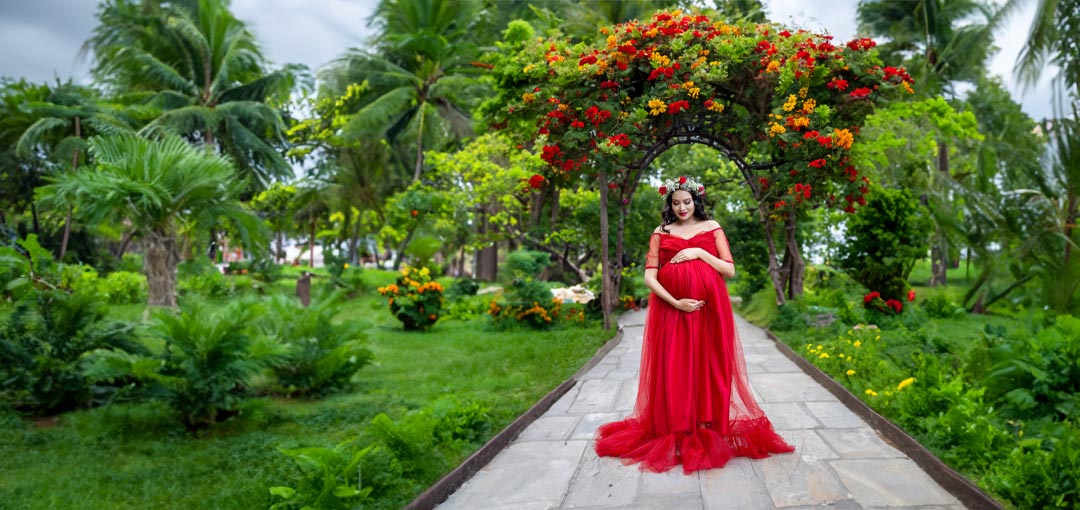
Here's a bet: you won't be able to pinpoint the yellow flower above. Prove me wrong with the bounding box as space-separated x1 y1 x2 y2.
801 98 817 114
343 263 349 269
649 52 670 67
819 352 830 359
522 92 536 103
902 81 915 94
648 98 667 116
791 116 810 128
606 35 618 49
707 101 725 113
782 94 798 112
798 87 808 98
769 122 786 137
765 60 780 73
846 369 856 376
865 389 878 397
854 340 862 348
897 377 916 391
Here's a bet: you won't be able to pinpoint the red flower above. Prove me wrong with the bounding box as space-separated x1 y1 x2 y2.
607 133 631 147
570 120 585 129
618 44 637 54
758 177 769 189
410 209 419 217
658 185 667 196
849 87 872 99
808 159 827 168
528 174 545 189
908 289 916 302
863 291 880 304
826 78 849 91
886 299 903 313
804 130 820 139
667 100 690 114
679 176 687 184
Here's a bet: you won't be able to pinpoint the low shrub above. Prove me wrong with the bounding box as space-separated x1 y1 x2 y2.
377 265 444 330
254 294 373 397
0 289 142 415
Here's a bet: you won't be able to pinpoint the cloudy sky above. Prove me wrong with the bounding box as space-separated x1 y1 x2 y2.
0 0 1057 120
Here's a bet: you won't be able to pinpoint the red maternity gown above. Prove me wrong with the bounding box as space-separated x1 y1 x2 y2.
595 227 794 473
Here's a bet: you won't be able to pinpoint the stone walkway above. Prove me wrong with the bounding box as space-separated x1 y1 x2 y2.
434 309 967 510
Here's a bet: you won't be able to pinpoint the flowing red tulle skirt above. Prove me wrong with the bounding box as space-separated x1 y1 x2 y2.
595 230 794 473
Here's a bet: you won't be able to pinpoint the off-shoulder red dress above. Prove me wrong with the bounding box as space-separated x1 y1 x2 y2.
594 227 794 473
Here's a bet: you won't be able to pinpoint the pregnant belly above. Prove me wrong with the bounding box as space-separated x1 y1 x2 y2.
658 261 712 300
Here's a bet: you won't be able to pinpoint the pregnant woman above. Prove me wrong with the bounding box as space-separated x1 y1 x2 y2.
595 175 794 473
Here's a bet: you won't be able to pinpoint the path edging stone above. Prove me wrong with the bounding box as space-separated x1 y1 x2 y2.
405 324 626 510
763 328 1005 510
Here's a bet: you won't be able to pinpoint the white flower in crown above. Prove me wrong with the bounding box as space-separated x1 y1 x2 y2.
657 175 706 200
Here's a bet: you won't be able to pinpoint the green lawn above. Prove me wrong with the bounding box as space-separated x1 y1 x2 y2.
0 275 615 510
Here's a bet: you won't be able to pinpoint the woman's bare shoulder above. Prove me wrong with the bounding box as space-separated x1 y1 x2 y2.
653 225 666 234
703 219 722 230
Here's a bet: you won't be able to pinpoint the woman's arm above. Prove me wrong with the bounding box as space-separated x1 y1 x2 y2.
645 267 702 312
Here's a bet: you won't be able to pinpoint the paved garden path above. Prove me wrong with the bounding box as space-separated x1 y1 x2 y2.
434 309 967 510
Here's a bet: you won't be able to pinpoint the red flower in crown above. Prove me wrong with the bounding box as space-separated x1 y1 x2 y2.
679 176 687 184
658 185 668 196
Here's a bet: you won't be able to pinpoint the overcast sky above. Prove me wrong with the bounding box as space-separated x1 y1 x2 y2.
0 0 1058 120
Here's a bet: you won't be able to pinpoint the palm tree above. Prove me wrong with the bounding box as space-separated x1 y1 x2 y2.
0 80 52 237
323 0 483 182
15 81 134 258
35 134 265 308
857 0 1000 285
1003 0 1080 97
83 0 299 192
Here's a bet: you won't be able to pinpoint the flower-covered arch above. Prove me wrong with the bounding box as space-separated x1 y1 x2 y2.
487 9 912 324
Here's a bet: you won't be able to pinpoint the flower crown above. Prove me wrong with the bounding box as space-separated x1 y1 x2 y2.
657 176 705 200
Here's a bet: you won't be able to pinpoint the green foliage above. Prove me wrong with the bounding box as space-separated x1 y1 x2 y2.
98 271 147 304
921 290 965 319
84 301 285 429
117 252 143 273
984 315 1080 422
254 294 373 398
445 277 480 299
178 270 235 300
0 234 62 299
269 398 493 510
376 266 445 330
0 289 141 415
836 187 931 301
503 249 551 282
985 421 1080 510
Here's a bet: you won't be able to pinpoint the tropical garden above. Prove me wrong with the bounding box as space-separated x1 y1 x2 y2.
0 0 1077 509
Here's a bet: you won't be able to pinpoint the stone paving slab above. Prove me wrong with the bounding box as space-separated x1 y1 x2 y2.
433 309 968 510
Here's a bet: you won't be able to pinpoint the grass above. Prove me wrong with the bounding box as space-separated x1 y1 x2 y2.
0 270 615 510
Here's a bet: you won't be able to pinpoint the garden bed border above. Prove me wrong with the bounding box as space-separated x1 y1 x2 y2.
405 324 625 510
764 329 1005 510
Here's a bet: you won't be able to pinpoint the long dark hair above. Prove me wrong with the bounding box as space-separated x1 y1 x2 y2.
660 191 709 232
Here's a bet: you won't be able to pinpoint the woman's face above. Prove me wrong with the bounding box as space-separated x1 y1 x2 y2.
671 190 695 221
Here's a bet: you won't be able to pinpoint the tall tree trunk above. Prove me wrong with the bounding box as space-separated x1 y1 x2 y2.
475 208 498 281
59 116 82 259
782 213 805 300
275 230 284 263
758 206 787 306
30 201 41 237
930 229 948 287
144 230 179 308
598 168 614 330
930 142 950 286
412 110 426 182
393 228 417 270
309 218 316 268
